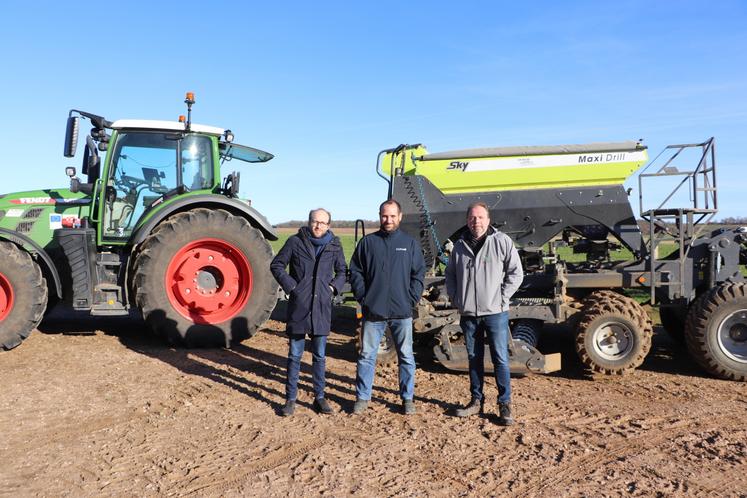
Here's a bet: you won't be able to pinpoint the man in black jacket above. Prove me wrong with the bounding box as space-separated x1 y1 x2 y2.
349 199 426 415
270 208 347 417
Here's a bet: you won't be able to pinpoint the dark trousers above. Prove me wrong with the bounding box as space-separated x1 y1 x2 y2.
286 334 327 401
460 312 511 404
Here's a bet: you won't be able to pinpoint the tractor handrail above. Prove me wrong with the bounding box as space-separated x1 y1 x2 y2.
638 138 718 303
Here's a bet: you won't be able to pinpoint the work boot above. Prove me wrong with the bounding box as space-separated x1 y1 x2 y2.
281 399 296 417
497 402 514 426
454 398 484 417
403 399 416 415
352 398 369 414
313 397 334 414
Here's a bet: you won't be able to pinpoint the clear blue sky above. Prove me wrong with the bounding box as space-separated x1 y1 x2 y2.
1 0 745 223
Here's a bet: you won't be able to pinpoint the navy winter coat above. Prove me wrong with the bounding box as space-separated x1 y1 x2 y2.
270 228 347 336
349 228 426 320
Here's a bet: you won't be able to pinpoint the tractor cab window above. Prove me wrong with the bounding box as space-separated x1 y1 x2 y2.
103 132 180 239
181 135 214 190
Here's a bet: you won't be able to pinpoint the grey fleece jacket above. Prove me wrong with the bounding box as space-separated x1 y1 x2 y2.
445 229 524 316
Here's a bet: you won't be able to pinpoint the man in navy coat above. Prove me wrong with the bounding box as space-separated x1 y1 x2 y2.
271 208 347 416
349 200 425 415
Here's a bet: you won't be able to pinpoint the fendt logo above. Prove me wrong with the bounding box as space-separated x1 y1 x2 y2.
447 161 469 172
9 197 57 205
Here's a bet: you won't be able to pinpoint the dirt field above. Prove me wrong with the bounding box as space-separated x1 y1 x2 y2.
1 305 746 497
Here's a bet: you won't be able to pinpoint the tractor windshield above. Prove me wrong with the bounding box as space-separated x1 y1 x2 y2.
103 132 214 239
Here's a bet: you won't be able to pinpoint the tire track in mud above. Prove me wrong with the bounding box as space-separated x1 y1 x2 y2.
687 462 747 497
511 412 737 497
79 374 273 495
179 435 328 496
6 379 215 459
178 425 379 496
65 349 379 497
8 374 244 496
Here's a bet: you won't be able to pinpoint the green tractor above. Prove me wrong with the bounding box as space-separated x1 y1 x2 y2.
0 93 279 349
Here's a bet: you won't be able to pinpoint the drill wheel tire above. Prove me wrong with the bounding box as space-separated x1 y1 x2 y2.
575 293 653 375
685 283 747 381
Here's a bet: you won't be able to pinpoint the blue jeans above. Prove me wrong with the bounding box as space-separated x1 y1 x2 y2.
356 318 415 401
460 312 511 404
286 334 327 401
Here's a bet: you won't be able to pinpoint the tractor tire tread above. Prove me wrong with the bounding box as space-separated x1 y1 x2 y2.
684 282 747 381
575 294 653 375
0 241 48 350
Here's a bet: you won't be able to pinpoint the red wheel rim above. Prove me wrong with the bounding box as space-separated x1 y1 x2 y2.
0 272 13 322
166 238 253 324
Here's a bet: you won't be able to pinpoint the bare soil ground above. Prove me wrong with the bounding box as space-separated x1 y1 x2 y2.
1 305 746 497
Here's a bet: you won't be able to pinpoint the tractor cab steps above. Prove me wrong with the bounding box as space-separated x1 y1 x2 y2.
54 227 128 314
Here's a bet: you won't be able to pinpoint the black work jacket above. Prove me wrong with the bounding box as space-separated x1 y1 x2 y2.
270 228 347 335
349 228 425 320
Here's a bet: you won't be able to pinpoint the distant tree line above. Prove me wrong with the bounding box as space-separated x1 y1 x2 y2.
719 217 747 224
275 218 747 230
275 220 380 228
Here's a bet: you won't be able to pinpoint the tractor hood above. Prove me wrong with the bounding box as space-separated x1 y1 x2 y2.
0 188 91 244
0 188 90 208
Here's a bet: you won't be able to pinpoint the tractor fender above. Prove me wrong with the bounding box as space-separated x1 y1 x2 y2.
0 228 62 298
130 194 278 246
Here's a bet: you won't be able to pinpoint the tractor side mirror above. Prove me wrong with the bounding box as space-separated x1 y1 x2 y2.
88 153 100 172
64 116 79 158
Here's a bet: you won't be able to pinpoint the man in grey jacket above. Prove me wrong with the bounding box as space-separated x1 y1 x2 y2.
445 202 523 425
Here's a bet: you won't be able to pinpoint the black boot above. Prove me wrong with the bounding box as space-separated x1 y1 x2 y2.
313 398 334 414
497 402 514 426
281 399 296 417
454 398 483 417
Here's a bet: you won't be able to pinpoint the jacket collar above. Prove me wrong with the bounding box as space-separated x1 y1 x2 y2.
298 226 340 253
377 228 400 238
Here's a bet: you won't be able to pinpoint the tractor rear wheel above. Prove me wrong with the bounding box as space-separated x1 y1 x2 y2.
0 241 48 350
575 294 653 374
685 283 747 381
133 208 277 347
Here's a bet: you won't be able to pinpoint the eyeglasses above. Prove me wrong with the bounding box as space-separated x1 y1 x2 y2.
310 220 329 227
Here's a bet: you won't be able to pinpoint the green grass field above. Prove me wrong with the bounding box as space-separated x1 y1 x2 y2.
269 232 358 260
269 233 747 278
271 233 669 264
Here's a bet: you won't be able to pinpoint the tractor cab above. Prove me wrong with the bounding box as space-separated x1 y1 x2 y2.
63 93 274 242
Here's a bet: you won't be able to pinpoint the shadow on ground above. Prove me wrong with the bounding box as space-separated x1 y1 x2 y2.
36 302 713 413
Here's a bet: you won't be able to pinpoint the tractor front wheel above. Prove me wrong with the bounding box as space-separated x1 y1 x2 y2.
0 241 48 350
133 208 277 347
